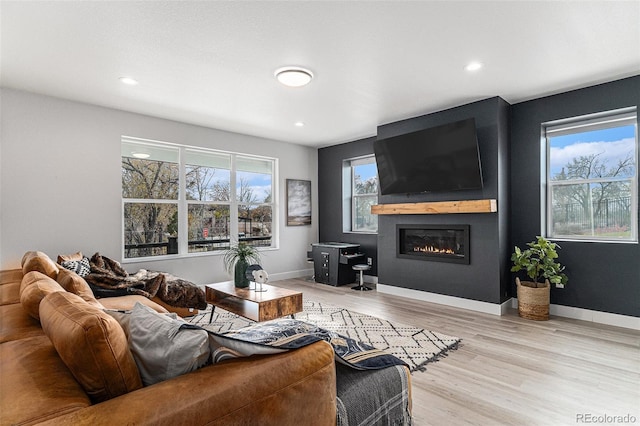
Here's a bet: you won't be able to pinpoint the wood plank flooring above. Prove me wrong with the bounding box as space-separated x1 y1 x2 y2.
273 278 640 426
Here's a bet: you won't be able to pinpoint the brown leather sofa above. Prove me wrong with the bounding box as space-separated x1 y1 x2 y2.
0 251 337 426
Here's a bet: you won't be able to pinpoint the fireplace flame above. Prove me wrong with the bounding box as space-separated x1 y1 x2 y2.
413 245 455 255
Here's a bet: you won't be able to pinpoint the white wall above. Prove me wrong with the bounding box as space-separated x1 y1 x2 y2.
0 88 318 284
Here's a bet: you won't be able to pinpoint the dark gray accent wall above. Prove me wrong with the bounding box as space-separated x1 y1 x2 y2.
376 97 511 304
511 75 640 317
319 97 511 303
318 136 378 276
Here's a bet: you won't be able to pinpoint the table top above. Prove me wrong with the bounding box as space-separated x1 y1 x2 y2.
205 281 302 303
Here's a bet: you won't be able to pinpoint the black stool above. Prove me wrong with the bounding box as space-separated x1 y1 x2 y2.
351 264 372 291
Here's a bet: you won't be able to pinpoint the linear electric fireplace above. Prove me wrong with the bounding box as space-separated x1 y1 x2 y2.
397 224 470 264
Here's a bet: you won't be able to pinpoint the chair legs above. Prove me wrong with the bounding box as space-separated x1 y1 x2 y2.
352 269 372 291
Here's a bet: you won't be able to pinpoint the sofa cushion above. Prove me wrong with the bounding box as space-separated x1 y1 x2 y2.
20 271 65 320
151 295 199 317
0 302 45 343
56 268 103 309
57 251 84 264
0 280 20 305
0 334 91 425
107 302 210 386
39 291 143 402
100 294 169 313
20 270 47 296
21 251 59 279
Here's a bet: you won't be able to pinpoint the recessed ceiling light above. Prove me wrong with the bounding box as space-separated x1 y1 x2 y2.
132 152 150 159
294 121 305 127
119 76 139 85
465 62 483 72
274 67 314 87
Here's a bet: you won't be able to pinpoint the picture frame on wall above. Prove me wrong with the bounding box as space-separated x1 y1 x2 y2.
286 179 312 226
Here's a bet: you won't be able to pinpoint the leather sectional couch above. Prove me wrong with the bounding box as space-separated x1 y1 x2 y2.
0 251 337 425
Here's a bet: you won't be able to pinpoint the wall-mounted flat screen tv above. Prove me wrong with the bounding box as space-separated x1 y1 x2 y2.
374 118 483 195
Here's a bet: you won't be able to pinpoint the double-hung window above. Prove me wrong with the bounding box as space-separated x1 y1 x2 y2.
343 155 378 233
122 137 276 259
543 108 637 242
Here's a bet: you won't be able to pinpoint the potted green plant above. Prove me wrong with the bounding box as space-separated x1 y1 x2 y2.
510 236 568 321
223 242 261 288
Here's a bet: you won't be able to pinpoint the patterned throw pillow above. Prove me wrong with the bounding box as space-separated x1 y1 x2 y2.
60 256 91 277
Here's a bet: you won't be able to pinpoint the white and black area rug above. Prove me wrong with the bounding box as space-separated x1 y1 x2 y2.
187 299 460 373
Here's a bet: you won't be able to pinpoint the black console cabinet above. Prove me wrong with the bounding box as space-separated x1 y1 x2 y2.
310 242 364 286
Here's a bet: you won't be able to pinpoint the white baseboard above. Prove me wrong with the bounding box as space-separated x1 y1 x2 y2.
377 283 510 316
270 269 314 281
511 298 640 330
274 269 380 284
276 273 638 330
363 275 378 284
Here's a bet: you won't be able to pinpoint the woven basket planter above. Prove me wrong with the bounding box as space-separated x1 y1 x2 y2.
516 277 550 321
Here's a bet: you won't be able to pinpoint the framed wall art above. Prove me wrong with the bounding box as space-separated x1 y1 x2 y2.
286 179 311 226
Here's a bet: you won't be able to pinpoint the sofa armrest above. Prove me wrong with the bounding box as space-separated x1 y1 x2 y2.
38 340 337 426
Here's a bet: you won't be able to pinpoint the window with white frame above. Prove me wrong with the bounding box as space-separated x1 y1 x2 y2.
343 155 378 233
543 108 637 242
122 137 276 259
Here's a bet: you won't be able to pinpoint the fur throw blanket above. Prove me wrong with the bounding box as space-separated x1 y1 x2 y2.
84 253 207 310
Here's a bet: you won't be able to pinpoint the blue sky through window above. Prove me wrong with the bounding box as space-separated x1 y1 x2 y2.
238 171 272 202
549 125 636 178
355 163 378 181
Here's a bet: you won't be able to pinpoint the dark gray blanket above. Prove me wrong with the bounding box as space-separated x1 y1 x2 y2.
336 363 412 426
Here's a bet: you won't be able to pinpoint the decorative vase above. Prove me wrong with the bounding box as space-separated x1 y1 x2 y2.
234 259 249 288
516 277 550 321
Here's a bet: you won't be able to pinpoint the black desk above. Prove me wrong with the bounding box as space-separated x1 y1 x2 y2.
311 242 365 286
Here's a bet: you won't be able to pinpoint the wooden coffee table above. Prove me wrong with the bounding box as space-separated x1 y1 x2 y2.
205 281 303 323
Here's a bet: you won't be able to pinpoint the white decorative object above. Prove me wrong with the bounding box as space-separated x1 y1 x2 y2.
252 269 269 292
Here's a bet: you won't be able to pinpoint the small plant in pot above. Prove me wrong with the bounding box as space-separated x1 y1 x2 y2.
511 236 568 321
223 242 261 288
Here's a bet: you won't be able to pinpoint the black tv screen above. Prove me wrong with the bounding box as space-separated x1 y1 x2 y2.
374 118 483 195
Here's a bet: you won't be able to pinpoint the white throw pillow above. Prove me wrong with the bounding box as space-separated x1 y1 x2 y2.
110 302 211 386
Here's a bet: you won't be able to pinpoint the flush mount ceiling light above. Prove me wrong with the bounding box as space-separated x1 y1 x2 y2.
274 67 313 87
119 76 139 85
465 61 483 72
294 121 305 127
132 152 150 159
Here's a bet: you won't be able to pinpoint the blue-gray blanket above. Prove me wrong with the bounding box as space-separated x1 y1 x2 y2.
206 318 408 371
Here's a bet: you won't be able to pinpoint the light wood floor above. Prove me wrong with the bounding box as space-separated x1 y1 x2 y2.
274 278 640 426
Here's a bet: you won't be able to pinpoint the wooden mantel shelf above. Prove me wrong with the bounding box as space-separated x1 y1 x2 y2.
371 199 497 215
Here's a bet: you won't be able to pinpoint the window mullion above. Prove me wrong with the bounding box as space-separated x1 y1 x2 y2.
550 177 634 186
229 154 239 245
123 198 177 204
178 147 188 255
351 165 357 231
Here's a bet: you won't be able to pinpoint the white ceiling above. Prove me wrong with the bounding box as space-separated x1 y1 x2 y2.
1 1 639 147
